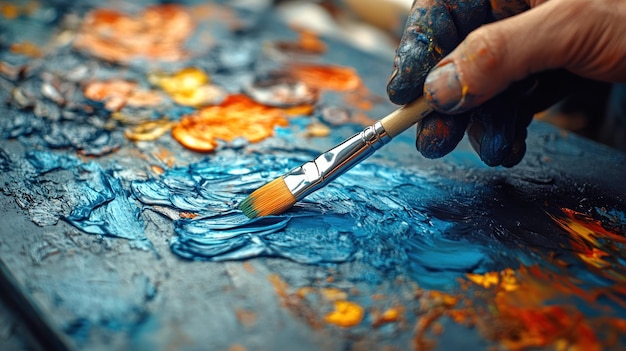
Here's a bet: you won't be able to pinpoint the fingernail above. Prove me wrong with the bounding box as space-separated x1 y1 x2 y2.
424 63 464 113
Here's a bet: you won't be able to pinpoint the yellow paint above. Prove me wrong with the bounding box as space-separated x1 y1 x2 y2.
283 104 315 116
324 300 364 328
149 68 224 107
466 268 518 291
466 272 499 289
153 67 209 93
428 291 458 308
319 287 347 301
305 122 330 138
124 119 177 141
379 307 400 323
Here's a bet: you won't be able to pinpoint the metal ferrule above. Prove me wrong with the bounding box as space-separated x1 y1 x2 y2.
283 121 392 200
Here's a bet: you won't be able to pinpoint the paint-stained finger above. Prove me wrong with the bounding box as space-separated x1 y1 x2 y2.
467 96 529 167
415 112 470 159
387 0 489 105
467 77 537 167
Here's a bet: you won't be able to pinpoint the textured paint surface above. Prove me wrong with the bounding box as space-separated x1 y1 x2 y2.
171 94 289 152
0 1 626 351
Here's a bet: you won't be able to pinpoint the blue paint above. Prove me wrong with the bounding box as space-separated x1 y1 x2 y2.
0 147 10 171
65 163 148 244
25 150 81 174
131 151 500 288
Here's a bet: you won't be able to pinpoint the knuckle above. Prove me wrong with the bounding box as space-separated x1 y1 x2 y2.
462 28 507 74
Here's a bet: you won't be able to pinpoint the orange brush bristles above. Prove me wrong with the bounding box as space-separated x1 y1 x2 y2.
239 177 297 218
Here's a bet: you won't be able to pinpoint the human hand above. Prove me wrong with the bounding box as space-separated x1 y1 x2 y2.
387 0 626 167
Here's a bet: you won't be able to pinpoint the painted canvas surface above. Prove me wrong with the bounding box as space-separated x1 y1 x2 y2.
0 1 625 350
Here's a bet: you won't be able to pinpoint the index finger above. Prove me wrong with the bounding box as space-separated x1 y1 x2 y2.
387 0 490 105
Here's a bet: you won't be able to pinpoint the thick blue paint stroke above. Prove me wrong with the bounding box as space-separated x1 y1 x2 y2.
25 150 81 174
132 151 495 288
64 163 148 244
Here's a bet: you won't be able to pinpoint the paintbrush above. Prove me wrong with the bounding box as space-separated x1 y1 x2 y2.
239 96 433 218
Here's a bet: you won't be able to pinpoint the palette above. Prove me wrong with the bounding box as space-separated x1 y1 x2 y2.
1 1 626 350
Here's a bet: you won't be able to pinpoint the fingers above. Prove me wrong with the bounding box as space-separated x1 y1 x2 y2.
424 0 626 114
420 0 562 114
415 112 470 158
466 98 532 167
464 71 589 167
387 0 488 105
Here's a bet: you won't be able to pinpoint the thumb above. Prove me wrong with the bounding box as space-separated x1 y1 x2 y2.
423 0 625 113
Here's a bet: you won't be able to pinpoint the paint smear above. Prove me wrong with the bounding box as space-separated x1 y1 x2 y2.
289 64 362 92
10 41 43 58
73 4 194 63
274 28 327 55
84 80 164 111
414 208 626 350
124 118 177 142
324 300 364 328
0 1 38 19
130 149 497 287
63 162 148 244
171 94 289 152
148 67 226 107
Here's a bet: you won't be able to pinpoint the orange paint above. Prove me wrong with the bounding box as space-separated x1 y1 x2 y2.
74 4 194 63
9 41 43 58
267 274 323 329
84 80 163 111
150 165 164 175
151 147 175 168
275 28 327 55
282 104 315 116
458 251 626 351
375 307 400 325
179 212 197 219
171 94 288 152
324 300 364 328
235 308 257 327
0 3 19 19
290 64 362 92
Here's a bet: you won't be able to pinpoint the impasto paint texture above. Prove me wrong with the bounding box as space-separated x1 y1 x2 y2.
0 1 625 351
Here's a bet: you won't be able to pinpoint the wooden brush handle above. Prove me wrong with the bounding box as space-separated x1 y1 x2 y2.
380 96 433 138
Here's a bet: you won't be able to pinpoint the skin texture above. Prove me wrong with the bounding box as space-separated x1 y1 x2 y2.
388 0 626 167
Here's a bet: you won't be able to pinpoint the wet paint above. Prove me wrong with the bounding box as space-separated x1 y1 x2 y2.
65 162 149 244
73 4 194 63
84 80 164 111
1 1 626 350
148 67 226 107
10 41 43 58
244 71 319 108
124 119 177 142
415 113 470 159
0 1 38 20
410 207 626 350
324 300 364 328
171 94 289 152
272 28 327 56
289 64 362 92
130 150 501 286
